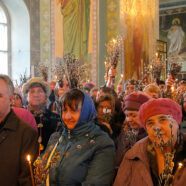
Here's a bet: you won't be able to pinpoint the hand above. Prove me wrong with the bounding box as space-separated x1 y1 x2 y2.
108 68 116 78
166 75 174 87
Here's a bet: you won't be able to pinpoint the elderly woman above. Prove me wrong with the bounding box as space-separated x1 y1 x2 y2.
143 84 161 99
114 98 186 186
34 89 115 185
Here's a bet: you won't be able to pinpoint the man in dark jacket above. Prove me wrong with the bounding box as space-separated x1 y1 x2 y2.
0 74 38 186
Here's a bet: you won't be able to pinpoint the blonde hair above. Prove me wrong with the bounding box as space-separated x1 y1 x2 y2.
143 84 161 97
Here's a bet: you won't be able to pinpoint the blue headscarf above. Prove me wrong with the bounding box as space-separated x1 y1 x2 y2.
75 89 97 128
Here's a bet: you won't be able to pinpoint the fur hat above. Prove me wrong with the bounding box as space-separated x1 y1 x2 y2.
22 77 50 97
139 98 182 127
123 91 150 111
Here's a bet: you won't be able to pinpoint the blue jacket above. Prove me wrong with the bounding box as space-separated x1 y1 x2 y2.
41 90 115 185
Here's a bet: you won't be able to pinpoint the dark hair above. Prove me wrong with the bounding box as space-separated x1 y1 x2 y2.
157 80 165 85
99 86 117 97
95 94 115 112
59 89 84 111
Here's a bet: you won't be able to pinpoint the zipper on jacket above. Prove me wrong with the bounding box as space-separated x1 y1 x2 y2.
68 129 71 139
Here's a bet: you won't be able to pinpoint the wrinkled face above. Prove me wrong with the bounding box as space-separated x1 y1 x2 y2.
97 101 112 121
145 89 159 99
28 86 47 107
146 114 179 147
124 110 141 129
62 102 82 130
0 79 12 121
12 94 22 108
126 84 135 95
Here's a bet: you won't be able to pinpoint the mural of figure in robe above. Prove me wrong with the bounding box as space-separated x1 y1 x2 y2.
56 0 90 64
167 18 185 55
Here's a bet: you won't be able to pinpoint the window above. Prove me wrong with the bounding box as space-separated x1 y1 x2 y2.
0 5 8 74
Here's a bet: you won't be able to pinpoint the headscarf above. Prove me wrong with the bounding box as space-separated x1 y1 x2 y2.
75 89 97 128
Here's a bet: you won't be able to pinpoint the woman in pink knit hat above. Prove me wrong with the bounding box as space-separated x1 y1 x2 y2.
114 98 186 186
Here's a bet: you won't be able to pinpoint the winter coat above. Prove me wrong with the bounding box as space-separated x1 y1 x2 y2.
115 127 147 168
36 90 115 185
0 109 38 186
114 134 186 186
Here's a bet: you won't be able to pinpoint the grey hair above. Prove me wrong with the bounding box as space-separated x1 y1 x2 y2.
0 74 14 95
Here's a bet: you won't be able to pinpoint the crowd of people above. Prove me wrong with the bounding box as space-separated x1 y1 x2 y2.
0 71 185 185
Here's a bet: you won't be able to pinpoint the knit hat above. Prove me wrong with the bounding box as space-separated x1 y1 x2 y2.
123 91 151 111
83 82 95 91
139 98 182 127
22 77 50 97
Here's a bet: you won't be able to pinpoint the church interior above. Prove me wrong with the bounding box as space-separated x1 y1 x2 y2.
0 0 185 86
0 1 186 185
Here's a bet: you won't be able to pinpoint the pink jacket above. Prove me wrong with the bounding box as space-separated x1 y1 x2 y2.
12 107 38 132
114 137 154 186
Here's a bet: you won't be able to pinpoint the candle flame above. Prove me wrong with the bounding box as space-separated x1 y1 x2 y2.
178 162 183 168
27 155 31 162
121 74 123 78
112 39 116 44
171 86 174 92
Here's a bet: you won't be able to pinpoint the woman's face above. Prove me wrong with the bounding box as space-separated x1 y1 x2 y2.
28 86 47 107
12 94 22 108
126 84 135 95
146 114 179 148
62 101 82 130
145 89 159 99
97 101 112 121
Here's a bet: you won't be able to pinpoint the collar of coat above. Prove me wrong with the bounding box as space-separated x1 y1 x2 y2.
2 109 18 131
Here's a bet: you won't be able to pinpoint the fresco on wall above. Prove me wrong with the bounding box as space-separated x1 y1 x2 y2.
159 7 186 71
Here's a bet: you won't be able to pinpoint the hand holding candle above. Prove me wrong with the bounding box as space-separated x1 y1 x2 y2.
27 155 35 186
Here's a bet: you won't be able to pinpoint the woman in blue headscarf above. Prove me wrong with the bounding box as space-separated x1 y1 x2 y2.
34 89 115 185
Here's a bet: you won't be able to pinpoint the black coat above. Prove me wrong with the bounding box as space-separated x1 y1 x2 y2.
0 110 38 186
33 109 61 150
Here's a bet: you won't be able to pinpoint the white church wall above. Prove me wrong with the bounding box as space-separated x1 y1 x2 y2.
2 0 30 84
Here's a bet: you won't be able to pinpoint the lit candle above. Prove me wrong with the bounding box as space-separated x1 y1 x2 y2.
178 162 183 168
27 155 35 186
171 86 175 101
171 86 174 93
